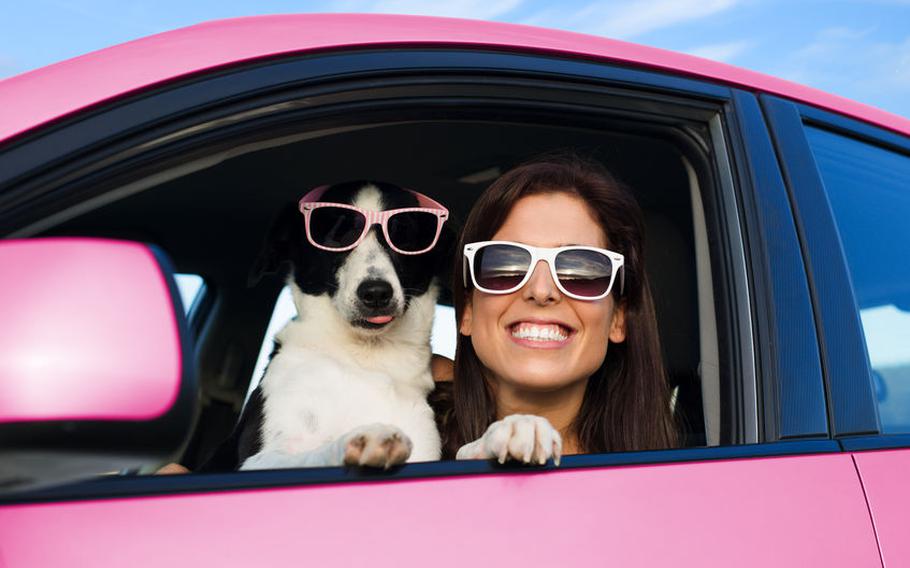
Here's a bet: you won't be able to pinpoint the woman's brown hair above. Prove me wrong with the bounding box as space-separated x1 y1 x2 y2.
436 153 678 457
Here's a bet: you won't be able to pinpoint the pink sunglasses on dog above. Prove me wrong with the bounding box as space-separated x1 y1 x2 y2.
298 185 449 255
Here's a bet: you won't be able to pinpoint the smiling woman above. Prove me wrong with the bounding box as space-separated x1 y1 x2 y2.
438 155 679 461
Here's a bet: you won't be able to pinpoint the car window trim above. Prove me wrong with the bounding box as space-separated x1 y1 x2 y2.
0 47 728 206
1 440 842 505
798 103 910 157
707 113 757 444
729 91 829 441
840 434 910 452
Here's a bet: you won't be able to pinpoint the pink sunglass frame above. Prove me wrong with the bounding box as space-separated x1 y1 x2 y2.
298 185 449 255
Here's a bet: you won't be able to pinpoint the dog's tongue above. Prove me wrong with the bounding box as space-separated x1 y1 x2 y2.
366 315 394 325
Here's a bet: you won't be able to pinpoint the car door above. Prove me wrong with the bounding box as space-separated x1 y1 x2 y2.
764 96 910 568
0 450 878 567
0 17 885 567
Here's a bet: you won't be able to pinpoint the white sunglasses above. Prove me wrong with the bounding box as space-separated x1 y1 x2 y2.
463 240 624 301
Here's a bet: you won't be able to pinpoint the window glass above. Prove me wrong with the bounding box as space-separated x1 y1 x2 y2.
174 273 205 315
247 286 457 402
805 126 910 432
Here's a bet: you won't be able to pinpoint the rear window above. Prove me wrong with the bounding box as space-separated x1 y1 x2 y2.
805 126 910 433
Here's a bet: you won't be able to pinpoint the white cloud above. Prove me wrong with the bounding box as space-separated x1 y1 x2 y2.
774 27 910 116
894 39 910 88
782 27 910 87
42 0 159 34
684 40 751 63
791 26 873 59
327 0 525 20
592 0 739 39
521 0 740 40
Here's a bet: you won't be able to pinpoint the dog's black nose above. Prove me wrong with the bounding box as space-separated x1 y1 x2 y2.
357 279 394 308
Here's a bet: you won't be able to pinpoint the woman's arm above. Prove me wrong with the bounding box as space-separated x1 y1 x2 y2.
155 462 190 474
432 354 453 382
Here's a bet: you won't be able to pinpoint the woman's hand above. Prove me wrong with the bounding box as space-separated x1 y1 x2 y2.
455 414 562 466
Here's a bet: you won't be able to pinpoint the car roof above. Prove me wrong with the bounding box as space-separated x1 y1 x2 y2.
1 13 909 145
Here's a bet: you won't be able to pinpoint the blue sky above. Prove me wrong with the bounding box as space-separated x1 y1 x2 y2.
2 0 909 118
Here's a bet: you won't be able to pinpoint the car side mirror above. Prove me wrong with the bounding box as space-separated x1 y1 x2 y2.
0 238 197 492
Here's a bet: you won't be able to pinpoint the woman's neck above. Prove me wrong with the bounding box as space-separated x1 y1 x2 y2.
493 380 587 454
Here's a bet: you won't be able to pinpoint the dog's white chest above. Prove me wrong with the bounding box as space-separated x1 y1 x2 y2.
259 345 440 462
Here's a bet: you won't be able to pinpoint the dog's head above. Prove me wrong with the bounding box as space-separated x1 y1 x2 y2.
253 181 452 337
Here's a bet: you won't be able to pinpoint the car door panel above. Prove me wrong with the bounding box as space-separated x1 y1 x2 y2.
0 453 880 567
853 449 910 568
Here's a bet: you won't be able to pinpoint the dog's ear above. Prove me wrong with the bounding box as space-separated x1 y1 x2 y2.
435 219 457 272
248 203 301 287
433 217 459 305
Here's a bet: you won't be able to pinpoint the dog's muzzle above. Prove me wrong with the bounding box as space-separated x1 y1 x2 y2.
354 279 399 329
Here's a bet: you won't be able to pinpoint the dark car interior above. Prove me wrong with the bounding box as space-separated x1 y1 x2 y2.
39 115 714 470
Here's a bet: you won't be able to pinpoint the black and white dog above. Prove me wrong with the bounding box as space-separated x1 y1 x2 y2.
213 181 450 470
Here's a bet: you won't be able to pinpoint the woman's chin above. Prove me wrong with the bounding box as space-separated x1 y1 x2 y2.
498 366 587 393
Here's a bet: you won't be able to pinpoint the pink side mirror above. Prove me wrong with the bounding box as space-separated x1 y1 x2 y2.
0 238 197 491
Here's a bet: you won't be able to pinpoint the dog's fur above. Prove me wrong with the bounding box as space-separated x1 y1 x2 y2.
208 182 449 470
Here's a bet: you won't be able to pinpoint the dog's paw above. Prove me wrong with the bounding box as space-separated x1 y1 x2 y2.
342 424 413 469
455 414 562 466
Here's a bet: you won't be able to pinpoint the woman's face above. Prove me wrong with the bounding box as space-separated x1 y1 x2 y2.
460 192 626 396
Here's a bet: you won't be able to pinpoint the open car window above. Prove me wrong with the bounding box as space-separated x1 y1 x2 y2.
85 116 722 468
2 49 773 484
804 126 910 433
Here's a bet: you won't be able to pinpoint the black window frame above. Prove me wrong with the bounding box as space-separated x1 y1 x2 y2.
731 93 831 441
761 95 910 450
0 48 840 504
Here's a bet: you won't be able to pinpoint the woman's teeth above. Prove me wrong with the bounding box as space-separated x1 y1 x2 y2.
511 323 569 342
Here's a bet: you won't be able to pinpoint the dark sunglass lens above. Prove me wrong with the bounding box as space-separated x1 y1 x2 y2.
386 211 439 252
554 249 614 297
308 207 365 248
475 244 532 291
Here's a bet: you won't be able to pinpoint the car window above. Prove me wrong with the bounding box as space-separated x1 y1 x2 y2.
805 126 910 433
174 273 205 315
14 61 742 474
247 286 457 402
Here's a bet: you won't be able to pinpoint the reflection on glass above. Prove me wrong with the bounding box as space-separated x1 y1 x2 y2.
860 305 910 432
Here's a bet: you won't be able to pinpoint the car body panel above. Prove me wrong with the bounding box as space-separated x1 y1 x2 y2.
0 453 880 567
0 13 908 145
853 449 910 568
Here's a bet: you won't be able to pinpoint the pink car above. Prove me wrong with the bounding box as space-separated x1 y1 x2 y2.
1 14 908 567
